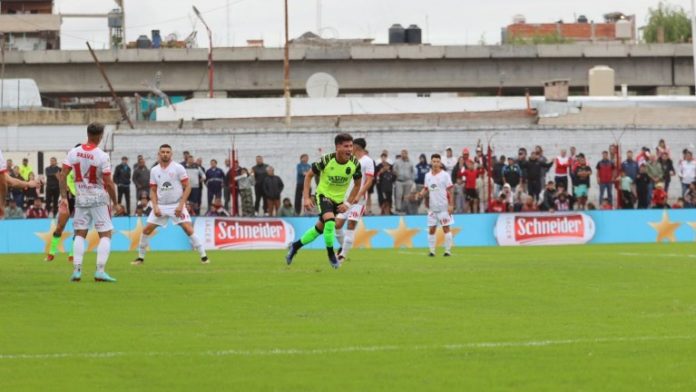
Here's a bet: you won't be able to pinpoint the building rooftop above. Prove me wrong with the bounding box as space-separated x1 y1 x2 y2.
0 14 60 33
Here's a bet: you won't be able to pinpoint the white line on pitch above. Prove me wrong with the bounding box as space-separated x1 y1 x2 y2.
0 335 692 360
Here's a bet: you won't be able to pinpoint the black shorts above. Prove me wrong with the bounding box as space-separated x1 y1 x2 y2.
465 188 479 200
316 194 340 219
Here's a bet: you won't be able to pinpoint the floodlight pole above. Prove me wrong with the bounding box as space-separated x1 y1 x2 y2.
193 6 214 98
284 0 292 126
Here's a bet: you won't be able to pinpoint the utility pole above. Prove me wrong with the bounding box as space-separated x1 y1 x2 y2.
284 0 291 126
193 6 214 98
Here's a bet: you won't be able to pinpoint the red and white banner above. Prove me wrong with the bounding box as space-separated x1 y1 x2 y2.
194 217 295 250
494 213 595 246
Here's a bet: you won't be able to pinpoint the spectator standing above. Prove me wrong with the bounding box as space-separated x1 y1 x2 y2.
684 182 696 208
534 145 550 181
621 150 639 181
184 156 206 214
516 148 529 186
205 159 225 212
451 148 473 184
26 198 48 219
24 173 39 208
252 156 269 214
44 157 61 217
113 156 132 214
132 156 150 200
442 147 457 175
502 157 522 190
462 161 480 213
235 168 255 217
491 155 506 195
4 199 24 219
554 149 571 190
678 150 696 197
279 198 296 217
9 166 25 209
263 166 284 217
619 170 635 209
19 158 33 181
524 151 553 201
571 154 592 210
656 139 670 158
180 151 191 165
658 152 675 197
295 154 311 216
635 165 651 209
378 161 395 215
596 151 616 206
415 154 431 190
645 154 664 203
393 149 416 213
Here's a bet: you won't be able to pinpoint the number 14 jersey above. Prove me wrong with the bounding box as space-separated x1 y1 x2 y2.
62 143 112 208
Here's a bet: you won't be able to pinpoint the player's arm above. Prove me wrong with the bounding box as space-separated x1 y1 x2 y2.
345 177 361 208
58 165 72 201
177 178 192 217
447 185 455 214
352 175 373 204
149 182 161 216
102 173 119 208
303 170 315 210
4 171 39 189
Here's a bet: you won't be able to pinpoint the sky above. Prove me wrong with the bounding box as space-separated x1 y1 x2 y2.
55 0 695 50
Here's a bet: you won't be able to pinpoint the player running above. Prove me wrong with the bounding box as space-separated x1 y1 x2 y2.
418 153 455 257
132 144 209 265
286 133 362 269
59 123 122 282
0 148 40 218
335 137 374 262
46 145 79 262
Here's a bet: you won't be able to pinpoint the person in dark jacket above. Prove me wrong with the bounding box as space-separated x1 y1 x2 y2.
538 181 557 211
378 162 396 215
205 159 225 213
132 155 150 200
635 164 651 209
113 156 132 214
262 166 284 216
415 154 431 189
491 155 506 195
521 151 553 201
658 151 676 197
44 157 61 217
252 155 269 214
502 157 522 191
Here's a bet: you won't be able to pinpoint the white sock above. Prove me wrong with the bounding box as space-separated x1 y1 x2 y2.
428 234 436 253
444 232 453 253
342 229 355 258
96 237 111 273
138 233 151 259
336 229 345 250
73 236 85 272
189 234 207 258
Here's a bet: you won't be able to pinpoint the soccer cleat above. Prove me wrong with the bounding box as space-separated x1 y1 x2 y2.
45 254 55 262
201 256 210 264
428 252 436 257
444 252 452 257
131 258 144 266
285 244 298 265
337 254 346 263
329 255 341 269
70 271 81 282
94 271 117 283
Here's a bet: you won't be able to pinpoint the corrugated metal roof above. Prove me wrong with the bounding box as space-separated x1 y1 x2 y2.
0 14 60 33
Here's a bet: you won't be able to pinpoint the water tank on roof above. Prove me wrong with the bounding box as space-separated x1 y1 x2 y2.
405 24 422 44
136 35 152 49
152 30 162 49
512 14 526 24
589 65 615 96
577 15 588 23
615 19 632 39
389 24 406 44
107 9 123 28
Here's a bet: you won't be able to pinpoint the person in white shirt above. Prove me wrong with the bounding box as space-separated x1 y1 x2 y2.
133 144 209 265
59 123 122 282
335 138 375 262
442 147 458 175
0 149 40 218
678 149 696 197
418 154 455 257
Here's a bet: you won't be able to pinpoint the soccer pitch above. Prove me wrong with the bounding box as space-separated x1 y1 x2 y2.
2 244 696 391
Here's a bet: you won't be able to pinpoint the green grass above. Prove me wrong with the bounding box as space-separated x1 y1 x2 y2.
2 244 696 391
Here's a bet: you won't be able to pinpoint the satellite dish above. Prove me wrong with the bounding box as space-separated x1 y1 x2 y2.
306 72 339 98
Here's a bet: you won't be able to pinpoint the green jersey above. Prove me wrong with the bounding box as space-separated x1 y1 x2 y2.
67 170 76 196
313 153 362 203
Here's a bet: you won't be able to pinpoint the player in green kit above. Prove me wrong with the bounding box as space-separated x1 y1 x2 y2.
46 145 79 262
286 133 362 269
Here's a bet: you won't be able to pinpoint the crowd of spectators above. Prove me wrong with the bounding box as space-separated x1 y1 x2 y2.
3 138 696 220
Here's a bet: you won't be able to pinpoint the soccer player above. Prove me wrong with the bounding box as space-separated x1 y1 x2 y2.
419 153 455 257
46 145 79 262
0 149 40 218
132 144 209 265
59 123 122 282
286 133 362 268
335 138 374 262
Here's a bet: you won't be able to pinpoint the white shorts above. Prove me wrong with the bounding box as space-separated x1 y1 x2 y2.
73 205 113 232
427 210 454 228
147 204 192 227
337 204 366 222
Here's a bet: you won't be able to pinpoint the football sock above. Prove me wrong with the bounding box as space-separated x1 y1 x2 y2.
73 236 85 273
297 225 323 249
138 233 151 259
428 234 436 253
444 232 453 253
96 237 111 273
49 234 60 255
189 234 207 258
342 229 355 258
336 229 345 250
323 219 336 249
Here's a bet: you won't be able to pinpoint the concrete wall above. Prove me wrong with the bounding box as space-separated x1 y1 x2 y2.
3 124 695 208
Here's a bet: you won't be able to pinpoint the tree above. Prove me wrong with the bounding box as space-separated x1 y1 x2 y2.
643 2 693 43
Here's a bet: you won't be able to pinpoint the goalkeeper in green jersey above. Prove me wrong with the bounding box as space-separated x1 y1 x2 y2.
286 133 362 269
